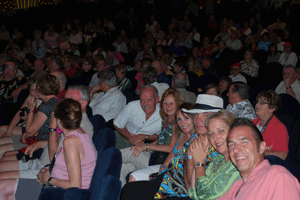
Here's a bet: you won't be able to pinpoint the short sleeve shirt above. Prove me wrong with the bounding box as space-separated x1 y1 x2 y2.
37 98 60 141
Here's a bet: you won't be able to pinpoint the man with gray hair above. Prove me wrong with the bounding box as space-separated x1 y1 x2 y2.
114 85 162 186
48 58 64 73
172 72 196 103
275 65 300 103
50 71 67 99
89 69 126 122
226 81 256 120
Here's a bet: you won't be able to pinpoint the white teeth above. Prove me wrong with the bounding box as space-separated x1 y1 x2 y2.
237 157 247 160
216 143 224 146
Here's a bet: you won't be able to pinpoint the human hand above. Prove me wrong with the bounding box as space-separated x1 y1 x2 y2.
190 136 207 165
199 134 211 156
37 168 50 185
24 142 39 158
90 85 101 94
284 76 293 87
27 96 37 111
21 133 27 144
11 87 21 100
129 134 145 145
130 142 146 157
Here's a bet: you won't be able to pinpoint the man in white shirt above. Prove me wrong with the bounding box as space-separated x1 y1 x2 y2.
226 82 256 120
68 29 82 45
278 42 298 67
229 63 247 84
275 65 300 103
89 70 126 122
113 36 128 54
226 31 242 51
114 85 161 148
114 85 162 186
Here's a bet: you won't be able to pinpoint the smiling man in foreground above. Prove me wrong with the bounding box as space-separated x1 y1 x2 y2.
218 118 300 200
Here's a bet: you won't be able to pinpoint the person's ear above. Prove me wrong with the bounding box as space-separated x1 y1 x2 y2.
259 141 266 154
156 96 159 104
80 100 88 112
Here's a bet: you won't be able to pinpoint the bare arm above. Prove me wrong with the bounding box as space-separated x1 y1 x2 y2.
48 113 58 162
286 87 296 99
42 135 82 189
149 127 177 153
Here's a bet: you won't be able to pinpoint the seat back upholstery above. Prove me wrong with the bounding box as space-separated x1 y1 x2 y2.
89 115 106 142
97 175 122 200
89 147 122 200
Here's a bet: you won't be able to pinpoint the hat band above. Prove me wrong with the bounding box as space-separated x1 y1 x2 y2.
194 103 222 111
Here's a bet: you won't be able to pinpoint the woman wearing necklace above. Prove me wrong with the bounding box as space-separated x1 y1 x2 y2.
121 103 197 199
188 110 241 200
253 90 289 160
120 88 184 184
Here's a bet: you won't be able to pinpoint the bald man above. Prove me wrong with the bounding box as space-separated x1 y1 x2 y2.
113 85 162 150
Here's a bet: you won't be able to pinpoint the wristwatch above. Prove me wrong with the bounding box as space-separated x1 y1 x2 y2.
286 86 292 90
185 154 193 160
47 177 53 186
49 128 56 132
195 162 205 168
146 144 150 152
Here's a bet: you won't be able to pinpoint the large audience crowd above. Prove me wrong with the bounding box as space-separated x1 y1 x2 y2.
0 0 300 199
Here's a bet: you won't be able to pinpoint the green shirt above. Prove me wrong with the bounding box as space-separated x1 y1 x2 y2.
188 154 241 200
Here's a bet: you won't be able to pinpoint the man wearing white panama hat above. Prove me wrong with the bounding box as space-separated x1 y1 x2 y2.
183 94 223 190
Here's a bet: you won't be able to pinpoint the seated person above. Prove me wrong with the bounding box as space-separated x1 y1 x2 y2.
253 90 289 160
0 62 27 125
38 98 97 198
226 82 256 120
275 65 300 103
89 70 126 122
172 72 196 104
72 56 96 86
203 83 221 97
0 85 93 200
170 38 186 57
219 76 232 108
0 73 60 158
0 78 41 138
187 110 241 200
141 66 169 101
113 85 162 149
120 88 184 186
229 63 247 84
219 118 300 199
121 103 197 199
115 64 132 91
240 50 259 78
89 59 107 89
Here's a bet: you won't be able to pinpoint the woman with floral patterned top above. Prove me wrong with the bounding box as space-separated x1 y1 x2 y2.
121 103 197 199
188 110 241 200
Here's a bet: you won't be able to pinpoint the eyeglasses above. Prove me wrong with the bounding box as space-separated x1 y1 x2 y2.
255 100 268 105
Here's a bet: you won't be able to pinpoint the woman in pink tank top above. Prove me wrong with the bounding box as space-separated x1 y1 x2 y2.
38 98 97 189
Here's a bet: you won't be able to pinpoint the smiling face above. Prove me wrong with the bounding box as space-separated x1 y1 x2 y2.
193 112 212 135
163 95 177 117
228 126 265 180
140 88 159 118
177 110 194 134
208 118 230 156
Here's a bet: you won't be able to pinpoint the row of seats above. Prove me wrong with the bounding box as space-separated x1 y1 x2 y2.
39 127 122 200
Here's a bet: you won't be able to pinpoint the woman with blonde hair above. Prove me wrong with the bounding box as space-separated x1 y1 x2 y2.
188 57 203 77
